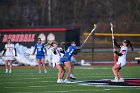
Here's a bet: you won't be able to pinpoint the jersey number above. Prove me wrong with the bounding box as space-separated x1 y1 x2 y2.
69 49 74 55
38 48 41 51
8 48 12 52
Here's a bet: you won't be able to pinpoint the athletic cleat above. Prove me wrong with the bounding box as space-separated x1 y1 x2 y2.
119 78 124 82
39 70 41 73
111 78 119 82
5 69 8 73
70 74 76 80
57 79 64 83
64 79 72 83
9 70 12 73
111 79 119 82
44 70 47 74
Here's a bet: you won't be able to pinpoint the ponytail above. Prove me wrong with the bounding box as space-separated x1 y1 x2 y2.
129 42 134 51
124 40 134 51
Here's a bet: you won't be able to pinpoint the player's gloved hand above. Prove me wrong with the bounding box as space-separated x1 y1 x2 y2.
53 50 57 54
76 46 81 50
60 50 65 53
113 48 116 51
75 46 81 54
14 56 18 60
114 51 117 53
2 53 5 57
1 56 5 60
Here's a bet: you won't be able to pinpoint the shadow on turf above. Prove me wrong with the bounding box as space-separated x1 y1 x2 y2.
77 78 140 87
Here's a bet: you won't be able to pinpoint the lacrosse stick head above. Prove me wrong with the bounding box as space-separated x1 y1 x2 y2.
110 22 113 27
110 22 113 31
94 24 97 29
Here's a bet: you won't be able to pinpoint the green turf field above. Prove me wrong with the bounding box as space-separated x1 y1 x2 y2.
0 66 140 93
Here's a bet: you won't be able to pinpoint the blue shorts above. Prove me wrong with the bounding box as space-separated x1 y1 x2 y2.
60 57 70 63
36 55 45 59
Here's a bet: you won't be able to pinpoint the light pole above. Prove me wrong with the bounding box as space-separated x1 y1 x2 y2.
48 0 51 25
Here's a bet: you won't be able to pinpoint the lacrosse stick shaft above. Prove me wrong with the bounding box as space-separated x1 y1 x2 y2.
110 23 116 64
112 33 117 64
112 32 115 51
80 25 96 49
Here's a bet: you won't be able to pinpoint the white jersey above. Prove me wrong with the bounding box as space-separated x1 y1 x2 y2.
50 47 61 68
117 46 128 67
46 45 53 62
5 43 15 57
4 43 15 60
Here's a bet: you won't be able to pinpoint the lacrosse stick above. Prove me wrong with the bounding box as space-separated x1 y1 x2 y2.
80 24 97 49
110 22 116 64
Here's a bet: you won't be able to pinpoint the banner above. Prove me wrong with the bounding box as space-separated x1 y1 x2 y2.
0 27 80 66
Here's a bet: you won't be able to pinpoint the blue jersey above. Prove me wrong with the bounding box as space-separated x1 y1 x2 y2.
60 46 76 62
34 43 45 56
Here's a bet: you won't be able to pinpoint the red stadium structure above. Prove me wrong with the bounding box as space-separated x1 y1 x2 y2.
0 26 80 51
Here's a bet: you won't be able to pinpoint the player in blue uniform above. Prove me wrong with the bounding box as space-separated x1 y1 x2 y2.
60 41 78 83
33 38 47 73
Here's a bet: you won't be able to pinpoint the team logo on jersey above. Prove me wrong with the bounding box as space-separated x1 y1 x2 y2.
47 33 55 43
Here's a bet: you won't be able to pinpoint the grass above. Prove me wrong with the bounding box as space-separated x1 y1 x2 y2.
0 66 140 93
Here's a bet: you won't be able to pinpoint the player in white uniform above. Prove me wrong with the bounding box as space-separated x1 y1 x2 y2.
45 43 53 66
111 37 133 82
2 39 17 73
51 41 65 83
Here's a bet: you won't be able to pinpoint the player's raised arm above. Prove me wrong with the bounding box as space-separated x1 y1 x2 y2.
113 39 121 48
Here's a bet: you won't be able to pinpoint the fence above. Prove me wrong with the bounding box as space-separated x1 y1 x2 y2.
76 32 140 63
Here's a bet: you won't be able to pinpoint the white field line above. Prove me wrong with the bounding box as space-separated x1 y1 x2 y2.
3 84 75 89
28 86 46 88
79 83 140 88
11 92 32 93
76 67 111 69
38 89 107 93
5 87 140 93
0 75 115 80
3 86 25 89
2 77 140 85
10 88 140 93
40 88 140 93
96 85 140 88
40 91 68 93
0 81 56 84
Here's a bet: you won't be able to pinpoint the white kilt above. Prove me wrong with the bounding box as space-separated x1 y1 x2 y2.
52 55 61 68
5 56 15 60
116 58 126 67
